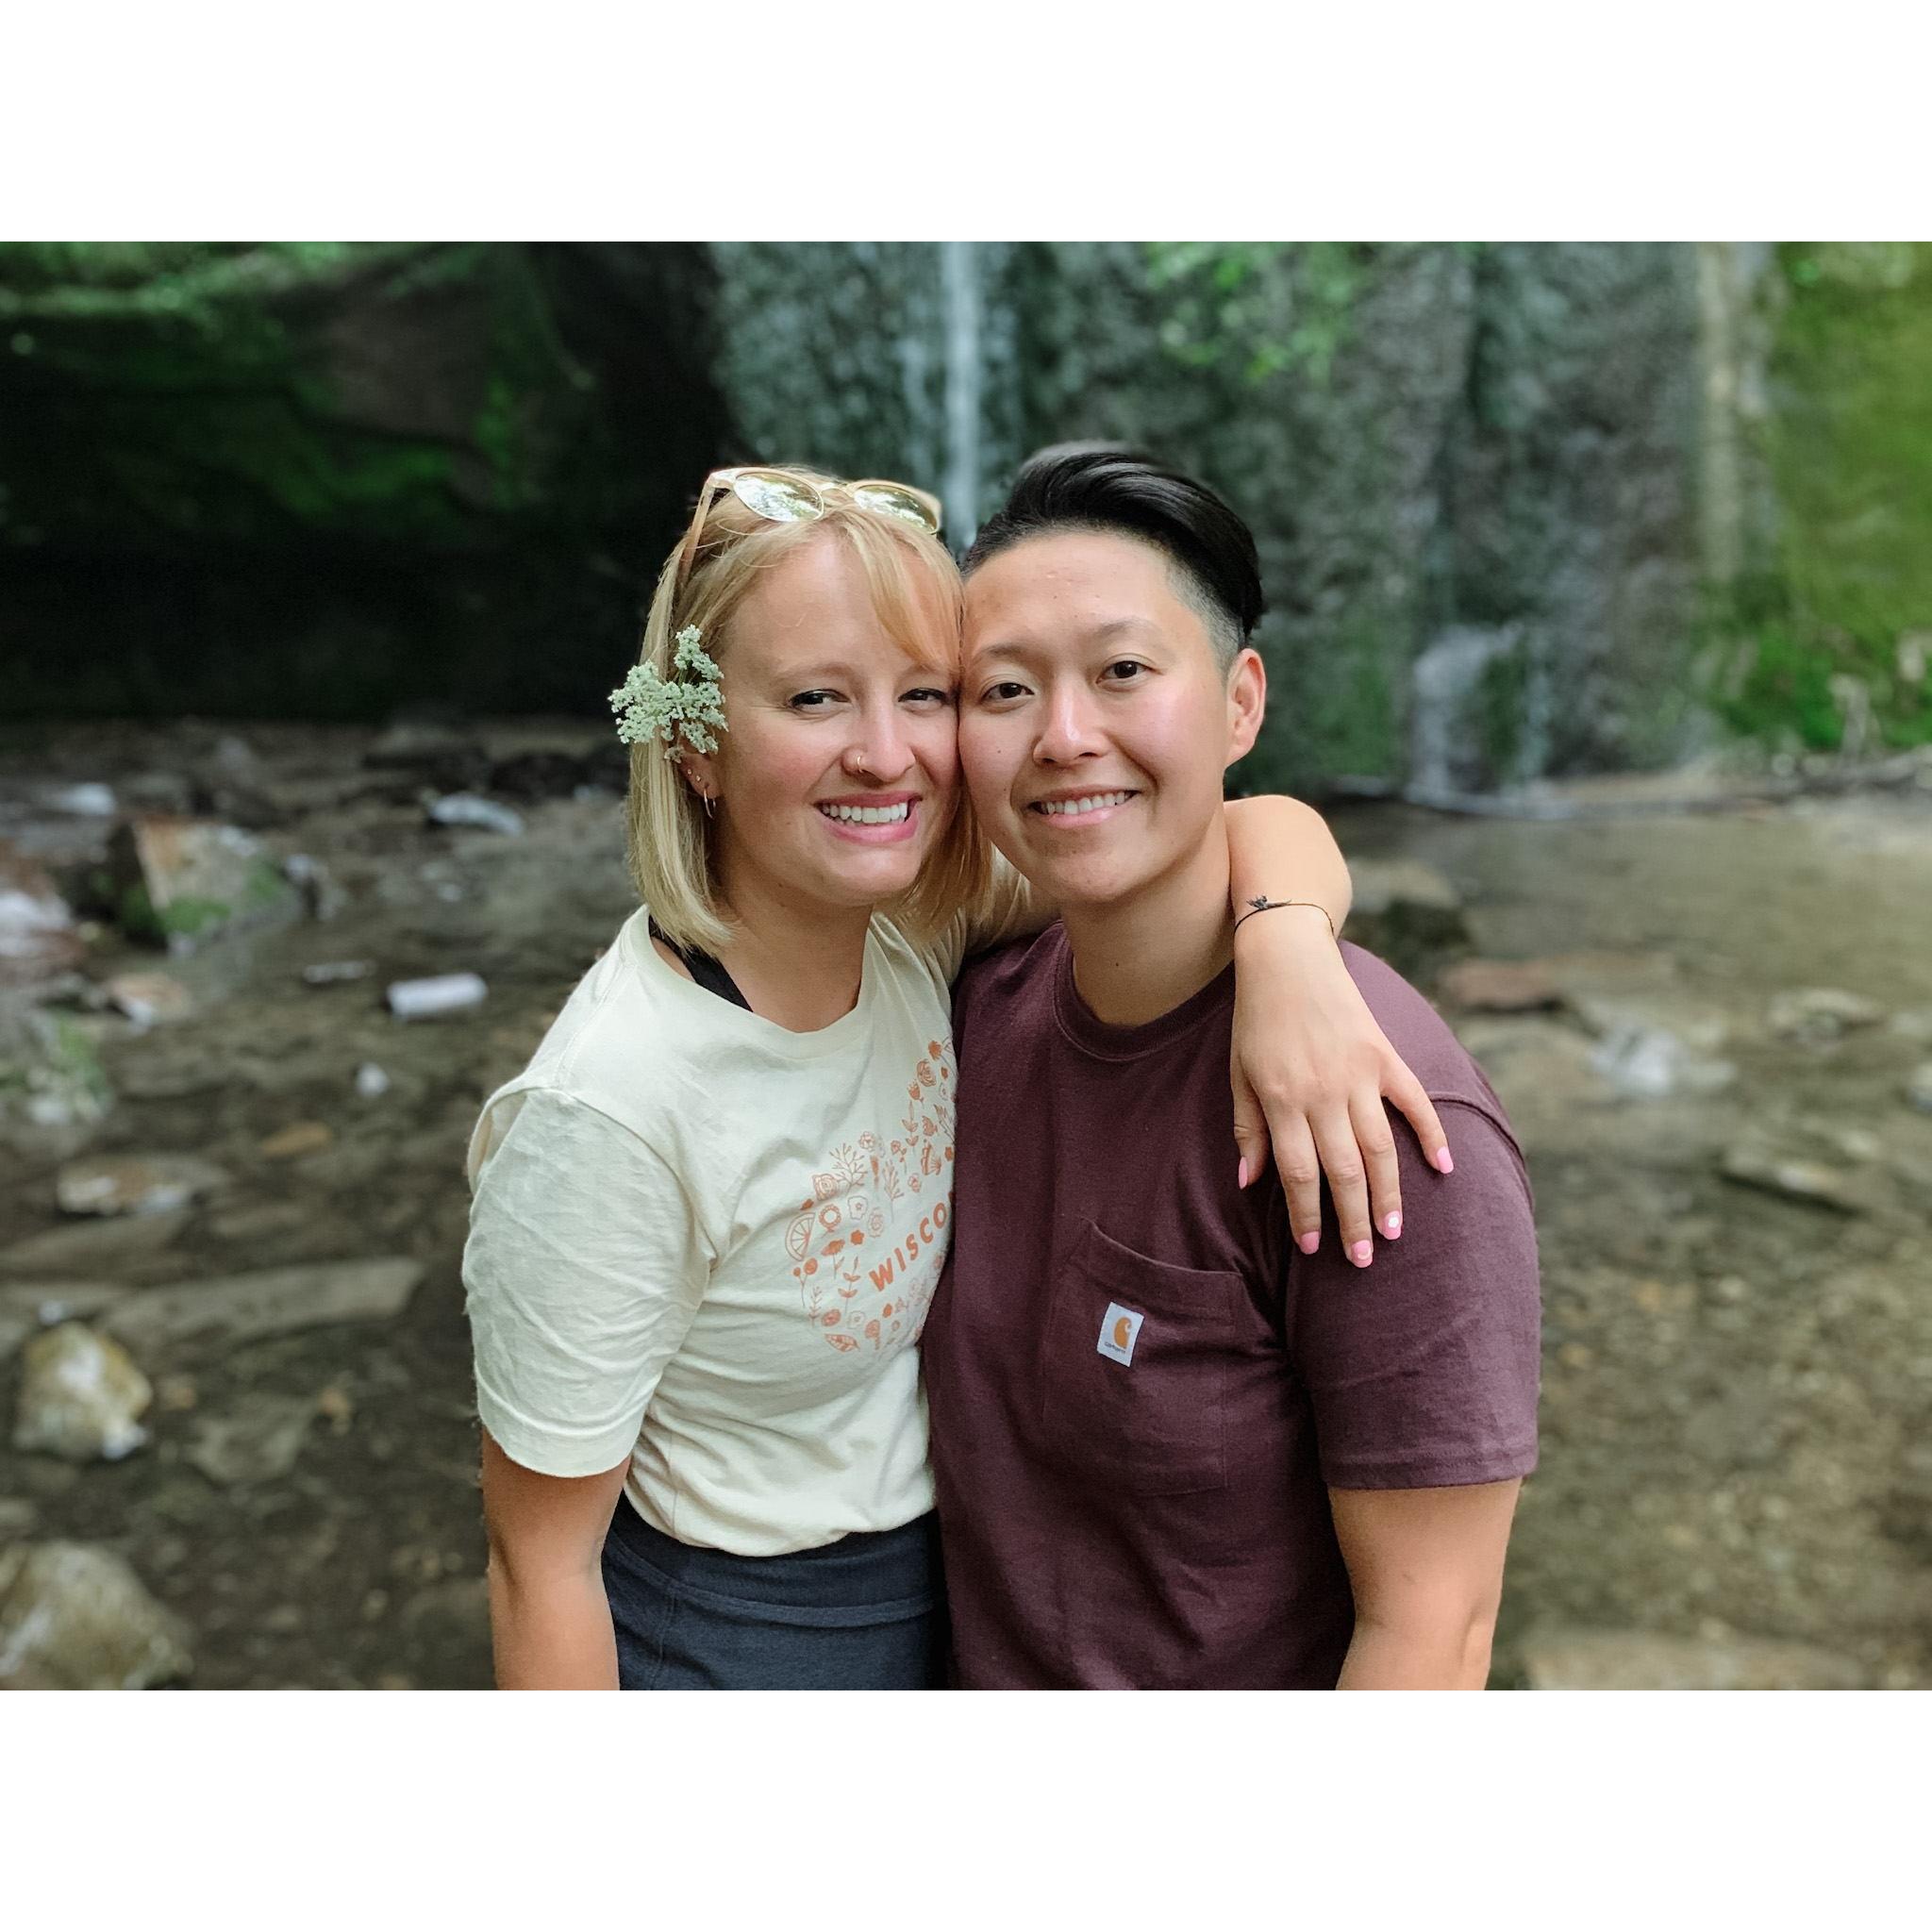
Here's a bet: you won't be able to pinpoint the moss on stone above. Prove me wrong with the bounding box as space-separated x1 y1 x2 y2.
1718 243 1932 749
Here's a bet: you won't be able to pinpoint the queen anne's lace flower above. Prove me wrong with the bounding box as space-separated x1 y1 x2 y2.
610 625 728 758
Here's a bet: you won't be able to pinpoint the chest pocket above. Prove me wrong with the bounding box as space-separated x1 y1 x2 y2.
1039 1220 1243 1497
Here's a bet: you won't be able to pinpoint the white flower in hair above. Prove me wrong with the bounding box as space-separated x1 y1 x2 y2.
610 625 728 758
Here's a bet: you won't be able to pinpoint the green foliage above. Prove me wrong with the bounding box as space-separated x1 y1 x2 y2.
1476 643 1531 781
0 242 598 549
1144 242 1367 387
1713 622 1853 750
49 1017 110 1112
0 242 408 325
1716 242 1932 750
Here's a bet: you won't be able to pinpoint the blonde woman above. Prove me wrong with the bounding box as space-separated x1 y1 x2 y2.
463 466 1452 1690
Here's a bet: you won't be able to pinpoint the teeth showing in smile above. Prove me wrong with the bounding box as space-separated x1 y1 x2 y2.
1033 791 1134 817
821 802 911 824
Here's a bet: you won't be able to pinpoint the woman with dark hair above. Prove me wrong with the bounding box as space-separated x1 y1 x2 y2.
926 444 1541 1688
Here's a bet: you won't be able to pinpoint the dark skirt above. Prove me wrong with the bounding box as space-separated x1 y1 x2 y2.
600 1498 949 1690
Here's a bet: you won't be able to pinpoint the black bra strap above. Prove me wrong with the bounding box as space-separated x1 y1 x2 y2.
648 920 752 1013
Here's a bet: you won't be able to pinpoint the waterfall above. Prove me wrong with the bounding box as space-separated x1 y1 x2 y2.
941 242 983 547
1407 623 1541 801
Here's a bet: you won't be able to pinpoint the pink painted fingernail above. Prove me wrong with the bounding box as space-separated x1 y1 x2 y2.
1435 1147 1455 1174
1383 1212 1402 1239
1298 1230 1320 1256
1350 1241 1373 1267
1237 1158 1249 1191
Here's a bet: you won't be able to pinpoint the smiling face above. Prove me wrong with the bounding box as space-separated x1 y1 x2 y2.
682 530 961 920
958 529 1263 913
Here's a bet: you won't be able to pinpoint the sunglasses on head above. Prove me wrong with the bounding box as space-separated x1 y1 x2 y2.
673 466 944 594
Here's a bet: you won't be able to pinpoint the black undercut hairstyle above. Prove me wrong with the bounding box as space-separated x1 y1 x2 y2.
961 441 1265 671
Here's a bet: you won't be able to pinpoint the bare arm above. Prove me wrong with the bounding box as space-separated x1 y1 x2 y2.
1225 793 1352 934
480 1427 632 1690
1224 796 1452 1265
1328 1481 1523 1689
961 793 1451 1258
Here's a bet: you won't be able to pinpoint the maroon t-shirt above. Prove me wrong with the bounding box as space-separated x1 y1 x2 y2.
922 926 1541 1690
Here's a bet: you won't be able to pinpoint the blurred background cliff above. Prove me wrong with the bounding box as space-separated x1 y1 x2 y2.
6 240 1929 782
2 242 1929 1690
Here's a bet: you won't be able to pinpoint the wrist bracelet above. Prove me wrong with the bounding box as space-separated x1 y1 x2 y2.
1233 896 1338 943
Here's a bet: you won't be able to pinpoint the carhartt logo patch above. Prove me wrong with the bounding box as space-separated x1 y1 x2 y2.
1096 1302 1143 1365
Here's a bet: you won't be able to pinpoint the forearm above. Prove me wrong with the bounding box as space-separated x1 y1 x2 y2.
1224 796 1352 935
487 1554 620 1690
1335 1611 1496 1690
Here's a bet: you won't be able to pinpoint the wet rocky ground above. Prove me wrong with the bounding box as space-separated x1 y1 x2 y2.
2 721 1928 1689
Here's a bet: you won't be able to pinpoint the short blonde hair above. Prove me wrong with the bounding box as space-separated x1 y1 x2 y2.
625 470 994 957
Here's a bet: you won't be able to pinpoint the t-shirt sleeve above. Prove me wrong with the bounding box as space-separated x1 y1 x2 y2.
1288 1098 1541 1491
462 1086 709 1478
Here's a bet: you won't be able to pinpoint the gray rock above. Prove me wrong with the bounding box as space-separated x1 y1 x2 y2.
1436 958 1567 1012
302 958 375 987
1906 1064 1932 1115
186 1394 316 1486
1349 858 1464 916
0 1542 192 1689
0 1000 111 1157
1522 1625 1865 1690
1768 986 1885 1042
105 815 297 954
0 840 86 990
55 1153 227 1219
101 1257 425 1357
1573 993 1729 1053
354 1062 391 1099
12 1323 153 1461
38 782 117 818
102 971 194 1028
113 1049 228 1101
1591 1024 1737 1101
0 1206 192 1277
1718 1144 1867 1214
205 1199 310 1244
282 852 348 922
1451 1016 1608 1113
399 1574 491 1648
0 1281 130 1360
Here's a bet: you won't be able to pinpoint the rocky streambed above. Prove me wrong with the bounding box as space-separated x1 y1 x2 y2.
2 722 1928 1689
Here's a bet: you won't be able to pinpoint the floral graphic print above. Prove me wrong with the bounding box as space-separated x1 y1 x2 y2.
787 1038 956 1355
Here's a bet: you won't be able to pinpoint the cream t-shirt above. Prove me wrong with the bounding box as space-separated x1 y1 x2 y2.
462 907 962 1557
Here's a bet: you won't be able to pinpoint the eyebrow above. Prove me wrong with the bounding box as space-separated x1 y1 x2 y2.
971 616 1164 663
762 660 950 684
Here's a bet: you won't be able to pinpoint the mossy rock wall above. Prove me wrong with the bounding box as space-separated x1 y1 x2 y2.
1 243 728 719
710 241 1700 791
995 243 1468 791
1702 242 1932 752
1000 242 1704 792
7 241 1927 774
